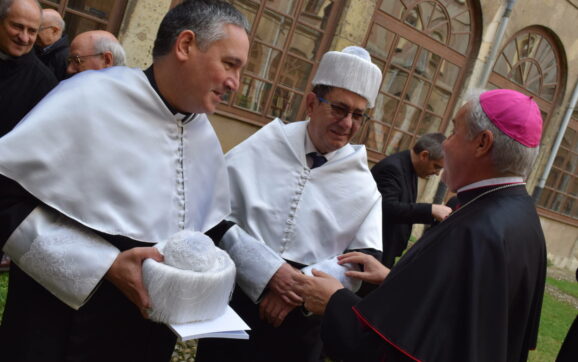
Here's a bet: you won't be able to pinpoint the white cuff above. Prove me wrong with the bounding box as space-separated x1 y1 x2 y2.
3 206 120 309
219 225 284 302
301 256 361 292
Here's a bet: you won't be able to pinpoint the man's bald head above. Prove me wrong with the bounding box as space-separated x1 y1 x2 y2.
0 0 42 56
67 30 126 75
36 8 64 48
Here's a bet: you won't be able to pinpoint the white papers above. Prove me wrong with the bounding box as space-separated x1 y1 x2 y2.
168 306 250 341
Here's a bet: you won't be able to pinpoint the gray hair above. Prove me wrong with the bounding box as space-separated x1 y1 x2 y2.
54 14 65 31
463 89 539 178
152 0 249 58
0 0 41 20
413 133 446 160
94 35 126 66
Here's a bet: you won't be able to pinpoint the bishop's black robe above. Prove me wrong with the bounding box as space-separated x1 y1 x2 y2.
0 51 57 137
322 184 546 362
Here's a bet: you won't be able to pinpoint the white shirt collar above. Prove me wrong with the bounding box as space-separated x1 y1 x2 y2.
458 177 524 193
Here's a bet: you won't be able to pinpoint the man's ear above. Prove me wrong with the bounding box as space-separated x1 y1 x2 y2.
474 130 493 157
174 30 196 61
419 150 430 161
305 92 317 117
103 51 114 67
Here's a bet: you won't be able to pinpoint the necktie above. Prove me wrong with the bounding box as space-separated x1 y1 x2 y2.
308 152 327 169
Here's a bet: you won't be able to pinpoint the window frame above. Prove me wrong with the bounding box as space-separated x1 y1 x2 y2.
357 0 479 162
39 0 128 36
215 0 346 126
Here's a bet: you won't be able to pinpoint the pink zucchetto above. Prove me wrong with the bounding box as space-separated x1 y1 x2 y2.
479 89 543 148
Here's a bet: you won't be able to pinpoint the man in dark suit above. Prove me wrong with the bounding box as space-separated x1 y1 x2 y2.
371 133 451 267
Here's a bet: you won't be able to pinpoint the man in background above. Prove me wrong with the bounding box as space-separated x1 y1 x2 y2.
35 8 68 80
371 133 452 267
0 0 57 271
0 0 57 137
66 29 125 75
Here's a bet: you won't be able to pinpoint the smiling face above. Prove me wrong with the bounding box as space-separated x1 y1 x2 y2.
0 0 41 57
178 23 249 114
306 87 368 154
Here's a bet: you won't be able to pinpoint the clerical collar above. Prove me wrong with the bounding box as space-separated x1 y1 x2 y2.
456 177 525 207
144 65 193 122
457 177 524 193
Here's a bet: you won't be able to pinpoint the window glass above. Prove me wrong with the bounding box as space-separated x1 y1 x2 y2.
67 0 115 20
220 0 340 123
359 0 474 161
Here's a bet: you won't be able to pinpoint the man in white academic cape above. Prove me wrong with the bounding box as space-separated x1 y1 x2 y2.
196 46 384 362
0 1 249 361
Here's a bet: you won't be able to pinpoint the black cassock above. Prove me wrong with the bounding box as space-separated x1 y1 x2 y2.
0 51 57 137
322 184 546 362
0 178 177 362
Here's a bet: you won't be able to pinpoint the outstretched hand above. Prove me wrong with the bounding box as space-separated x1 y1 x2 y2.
105 246 163 318
293 269 344 315
432 204 452 221
338 252 390 285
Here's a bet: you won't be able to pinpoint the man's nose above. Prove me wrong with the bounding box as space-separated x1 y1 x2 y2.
225 70 241 92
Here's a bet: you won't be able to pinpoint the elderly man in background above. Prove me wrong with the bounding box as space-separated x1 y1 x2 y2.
0 0 57 270
66 29 125 75
0 0 248 361
35 8 68 80
371 132 451 267
0 0 57 137
197 46 383 362
295 89 546 362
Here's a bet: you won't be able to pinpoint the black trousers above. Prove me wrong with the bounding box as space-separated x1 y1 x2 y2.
196 286 324 362
0 264 176 362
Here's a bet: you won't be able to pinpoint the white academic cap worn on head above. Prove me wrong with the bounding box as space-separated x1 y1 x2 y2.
312 46 382 108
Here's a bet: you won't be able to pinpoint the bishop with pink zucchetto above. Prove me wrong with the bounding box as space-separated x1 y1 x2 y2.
293 88 547 362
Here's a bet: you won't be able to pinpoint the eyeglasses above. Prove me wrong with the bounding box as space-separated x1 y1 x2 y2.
317 96 370 123
67 53 103 65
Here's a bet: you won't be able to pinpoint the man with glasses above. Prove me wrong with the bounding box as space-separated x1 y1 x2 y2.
371 132 452 268
66 29 125 75
196 46 383 362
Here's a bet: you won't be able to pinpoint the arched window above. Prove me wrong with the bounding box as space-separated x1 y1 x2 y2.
355 0 479 161
488 27 564 125
488 27 571 221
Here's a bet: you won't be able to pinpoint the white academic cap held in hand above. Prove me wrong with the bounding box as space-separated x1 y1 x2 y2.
312 46 382 108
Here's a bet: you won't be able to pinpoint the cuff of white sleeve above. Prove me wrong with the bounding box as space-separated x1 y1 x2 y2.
220 225 284 302
4 206 120 309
